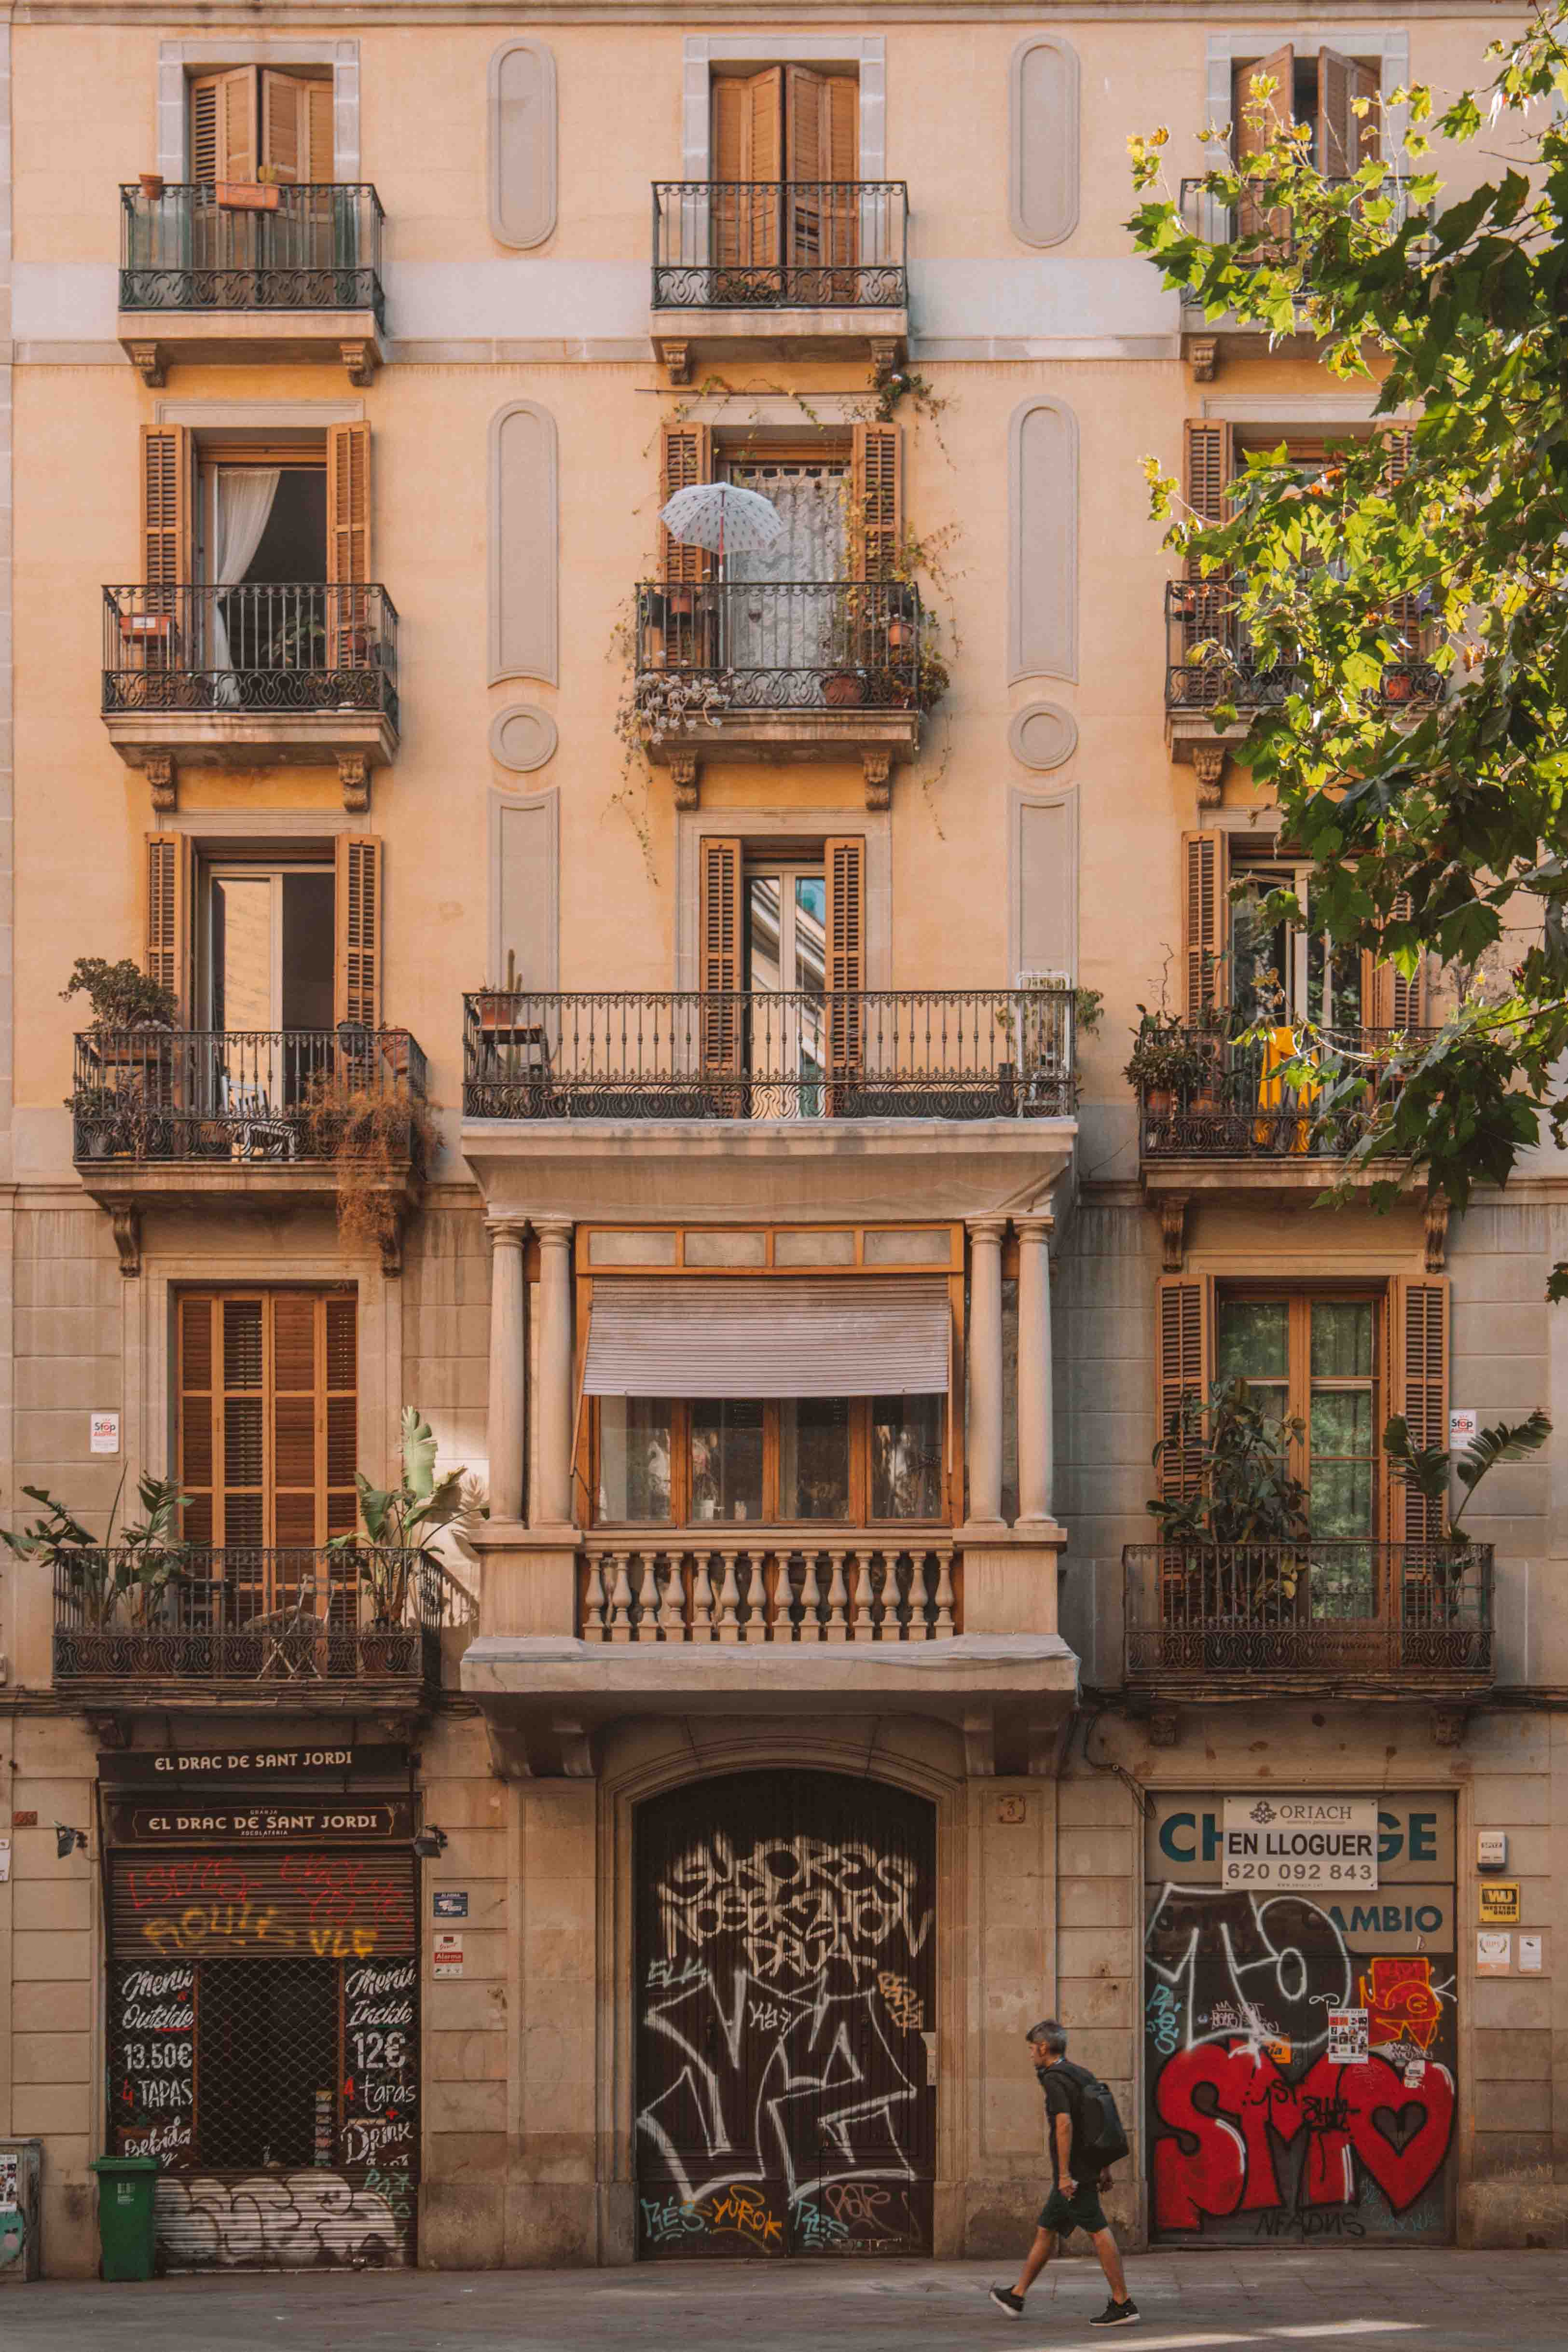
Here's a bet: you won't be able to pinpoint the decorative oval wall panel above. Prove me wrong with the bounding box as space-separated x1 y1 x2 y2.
1008 37 1081 249
1008 397 1079 686
1008 701 1078 771
489 400 559 687
489 704 558 772
489 40 557 249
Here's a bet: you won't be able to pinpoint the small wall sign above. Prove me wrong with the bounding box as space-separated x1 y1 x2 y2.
1448 1408 1478 1446
1519 1934 1544 1973
434 1890 469 1919
1477 1830 1508 1872
433 1932 464 1978
1477 1931 1512 1976
1326 2009 1368 2064
90 1411 121 1455
0 1838 10 1884
1478 1880 1521 1926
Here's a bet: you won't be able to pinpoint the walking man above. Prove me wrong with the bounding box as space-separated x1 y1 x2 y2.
990 2019 1139 2329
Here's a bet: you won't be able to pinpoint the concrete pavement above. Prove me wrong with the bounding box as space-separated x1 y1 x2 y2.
0 2253 1554 2351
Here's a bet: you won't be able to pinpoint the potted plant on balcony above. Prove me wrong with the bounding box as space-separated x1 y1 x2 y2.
1124 1004 1215 1123
331 1407 481 1671
62 957 179 1153
1383 1406 1550 1631
3 1473 190 1674
824 665 867 708
1148 1375 1311 1669
305 1056 438 1261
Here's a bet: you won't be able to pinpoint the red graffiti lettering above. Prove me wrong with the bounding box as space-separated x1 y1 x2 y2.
125 1855 257 1912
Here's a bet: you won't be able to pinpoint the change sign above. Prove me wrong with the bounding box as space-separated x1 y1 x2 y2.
1222 1795 1379 1890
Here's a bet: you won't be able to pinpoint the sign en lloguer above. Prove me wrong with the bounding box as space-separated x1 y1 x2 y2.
1222 1795 1379 1890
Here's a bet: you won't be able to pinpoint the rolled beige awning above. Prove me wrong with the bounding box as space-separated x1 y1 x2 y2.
581 1276 950 1398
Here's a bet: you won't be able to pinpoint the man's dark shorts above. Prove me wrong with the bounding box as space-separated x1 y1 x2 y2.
1037 2179 1107 2237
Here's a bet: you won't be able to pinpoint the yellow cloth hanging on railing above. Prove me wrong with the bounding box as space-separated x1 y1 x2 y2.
1254 1025 1319 1153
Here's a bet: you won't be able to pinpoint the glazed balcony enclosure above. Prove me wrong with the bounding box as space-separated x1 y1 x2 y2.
650 180 908 378
51 1546 463 1710
101 583 399 781
1165 579 1439 762
1124 1540 1494 1698
117 182 386 383
70 1025 427 1274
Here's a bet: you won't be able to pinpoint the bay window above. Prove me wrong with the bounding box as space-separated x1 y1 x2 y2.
593 1393 946 1527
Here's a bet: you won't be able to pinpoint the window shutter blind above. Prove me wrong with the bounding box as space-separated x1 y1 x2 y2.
140 426 190 590
179 1292 358 1551
660 422 713 586
1318 48 1379 173
1365 891 1426 1031
851 422 901 580
784 66 858 180
334 836 383 1028
1393 1277 1447 1543
1234 46 1292 238
145 833 193 1017
1183 418 1232 532
1182 830 1227 1022
582 1277 950 1398
1155 1275 1210 1505
178 1293 218 1546
825 835 866 1086
699 836 743 1077
190 67 257 184
261 70 333 184
309 80 335 181
712 67 784 180
327 421 372 585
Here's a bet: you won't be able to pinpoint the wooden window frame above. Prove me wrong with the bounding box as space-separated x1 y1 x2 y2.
177 1287 356 1549
1214 1279 1386 1532
588 1393 950 1533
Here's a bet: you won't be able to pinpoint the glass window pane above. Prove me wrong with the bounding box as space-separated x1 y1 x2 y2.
597 1399 672 1523
1310 1301 1374 1379
794 877 825 998
280 872 334 1031
1310 1389 1373 1458
1216 1300 1289 1381
747 877 783 995
690 1400 764 1524
211 876 272 1032
779 1397 850 1520
1309 1458 1374 1542
873 1395 944 1520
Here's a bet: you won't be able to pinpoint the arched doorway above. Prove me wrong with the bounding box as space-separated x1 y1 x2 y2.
634 1768 936 2259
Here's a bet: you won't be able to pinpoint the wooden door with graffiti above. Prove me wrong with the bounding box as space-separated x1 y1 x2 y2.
635 1770 936 2258
1143 1881 1458 2245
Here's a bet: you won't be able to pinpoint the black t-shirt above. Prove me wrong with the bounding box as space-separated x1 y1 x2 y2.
1040 2059 1093 2182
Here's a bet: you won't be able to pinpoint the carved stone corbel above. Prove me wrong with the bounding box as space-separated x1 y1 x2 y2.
1193 744 1226 806
337 752 371 814
669 750 700 810
484 1720 533 1781
1424 1188 1450 1273
551 1717 596 1779
868 337 902 385
1431 1706 1467 1748
378 1202 407 1279
341 340 379 387
128 341 167 389
1147 1706 1181 1749
86 1711 131 1750
963 1708 996 1778
143 752 177 813
863 750 893 811
660 340 691 387
110 1204 142 1279
1188 336 1218 383
1159 1194 1190 1274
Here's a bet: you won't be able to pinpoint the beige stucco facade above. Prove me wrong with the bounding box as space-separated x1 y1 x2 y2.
0 0 1563 2284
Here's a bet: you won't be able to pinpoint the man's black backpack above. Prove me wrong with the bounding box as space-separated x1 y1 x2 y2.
1058 2060 1130 2173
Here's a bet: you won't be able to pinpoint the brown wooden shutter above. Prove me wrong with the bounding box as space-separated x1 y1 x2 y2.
713 67 784 180
140 426 191 589
784 65 858 180
660 423 713 586
308 80 334 182
334 836 383 1028
190 67 257 184
1182 830 1227 1022
1155 1275 1211 1505
1364 891 1427 1031
179 1290 358 1553
1318 48 1379 174
178 1293 219 1546
1234 45 1293 239
145 833 193 1018
851 422 901 580
825 835 866 1086
1184 420 1233 535
327 421 371 585
1392 1277 1447 1543
699 836 743 1077
1382 428 1414 482
261 70 333 184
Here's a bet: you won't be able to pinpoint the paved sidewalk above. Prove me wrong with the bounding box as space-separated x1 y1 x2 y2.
0 2252 1553 2351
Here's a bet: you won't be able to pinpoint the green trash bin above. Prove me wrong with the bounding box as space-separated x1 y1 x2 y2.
90 2156 160 2281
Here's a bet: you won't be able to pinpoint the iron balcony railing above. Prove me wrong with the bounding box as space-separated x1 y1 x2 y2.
652 181 908 309
1124 1540 1494 1685
1138 1025 1435 1160
103 583 399 727
1177 174 1412 272
1166 580 1440 715
52 1547 457 1690
635 580 922 715
463 987 1076 1121
71 1027 427 1166
119 182 385 322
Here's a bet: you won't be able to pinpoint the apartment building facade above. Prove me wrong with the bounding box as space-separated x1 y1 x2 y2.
0 0 1562 2282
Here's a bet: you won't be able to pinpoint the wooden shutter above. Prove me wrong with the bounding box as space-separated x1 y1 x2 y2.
825 836 866 1085
698 836 743 1077
1364 892 1427 1032
713 67 784 181
145 833 193 1018
327 421 372 585
140 426 191 590
660 422 713 586
261 70 334 184
1234 45 1293 240
179 1291 358 1552
852 422 902 580
1392 1277 1447 1543
1318 48 1379 174
178 1293 219 1546
1155 1275 1211 1504
1184 419 1233 535
1182 831 1227 1022
335 836 383 1028
190 67 257 184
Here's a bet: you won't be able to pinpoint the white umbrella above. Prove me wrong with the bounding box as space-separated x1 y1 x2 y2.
660 481 783 566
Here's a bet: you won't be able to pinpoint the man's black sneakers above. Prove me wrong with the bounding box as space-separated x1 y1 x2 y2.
1089 2300 1140 2328
988 2288 1026 2319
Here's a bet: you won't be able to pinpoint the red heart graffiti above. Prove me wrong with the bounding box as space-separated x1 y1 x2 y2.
1301 2053 1454 2214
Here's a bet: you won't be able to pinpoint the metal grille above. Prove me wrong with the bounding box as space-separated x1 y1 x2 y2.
198 1958 338 2170
652 182 907 309
119 182 386 323
101 584 399 725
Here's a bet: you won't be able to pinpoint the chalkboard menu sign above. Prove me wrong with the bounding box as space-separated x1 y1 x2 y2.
341 1956 418 2170
110 1960 196 2161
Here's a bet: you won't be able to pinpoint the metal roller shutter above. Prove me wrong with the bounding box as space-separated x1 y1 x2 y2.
583 1276 951 1398
110 1845 417 1962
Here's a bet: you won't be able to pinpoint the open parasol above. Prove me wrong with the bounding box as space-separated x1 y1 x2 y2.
659 481 784 568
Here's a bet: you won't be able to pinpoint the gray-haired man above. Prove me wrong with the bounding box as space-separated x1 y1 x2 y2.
989 2020 1139 2329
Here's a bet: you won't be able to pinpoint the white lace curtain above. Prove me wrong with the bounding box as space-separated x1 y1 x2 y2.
726 469 846 671
208 467 281 697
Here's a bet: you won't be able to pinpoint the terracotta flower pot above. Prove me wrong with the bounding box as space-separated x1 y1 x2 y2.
824 671 865 707
139 172 165 201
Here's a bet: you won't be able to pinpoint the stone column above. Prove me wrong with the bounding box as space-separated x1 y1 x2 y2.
1016 1212 1055 1525
485 1219 528 1524
966 1218 1007 1526
534 1217 576 1529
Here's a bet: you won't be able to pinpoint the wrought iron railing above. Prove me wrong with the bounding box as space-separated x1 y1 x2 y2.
52 1547 462 1688
634 579 923 713
462 987 1076 1121
1124 1540 1493 1683
1177 174 1411 273
102 584 399 726
652 181 908 309
582 1539 955 1642
71 1028 427 1165
119 183 385 321
1166 580 1440 714
1138 1025 1435 1159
